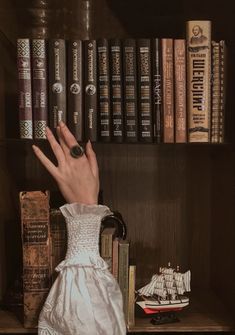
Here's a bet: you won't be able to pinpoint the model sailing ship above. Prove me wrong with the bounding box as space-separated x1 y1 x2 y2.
136 262 191 317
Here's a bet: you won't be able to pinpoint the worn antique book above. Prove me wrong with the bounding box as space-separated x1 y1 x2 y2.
100 226 117 272
152 38 163 143
112 237 119 281
32 38 48 139
211 40 220 143
67 40 83 141
49 209 67 283
127 264 136 326
137 38 153 142
174 39 187 143
219 40 227 143
48 39 67 133
97 38 111 142
118 239 130 321
110 39 124 142
162 38 174 143
19 191 51 328
123 39 138 142
17 38 33 139
186 20 211 142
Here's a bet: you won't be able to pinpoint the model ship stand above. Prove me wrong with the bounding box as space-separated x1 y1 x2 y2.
136 262 191 325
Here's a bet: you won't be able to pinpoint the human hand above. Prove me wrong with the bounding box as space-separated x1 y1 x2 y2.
32 122 99 205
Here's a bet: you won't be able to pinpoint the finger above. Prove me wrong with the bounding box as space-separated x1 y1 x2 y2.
32 145 60 180
56 126 70 156
46 127 65 165
86 140 99 178
59 121 79 148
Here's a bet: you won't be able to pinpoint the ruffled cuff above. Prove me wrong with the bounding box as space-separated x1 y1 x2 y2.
60 203 112 219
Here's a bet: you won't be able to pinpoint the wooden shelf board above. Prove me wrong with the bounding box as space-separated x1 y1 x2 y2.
0 310 37 334
128 291 235 332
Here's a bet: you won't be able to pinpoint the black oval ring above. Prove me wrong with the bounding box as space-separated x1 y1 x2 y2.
70 145 84 158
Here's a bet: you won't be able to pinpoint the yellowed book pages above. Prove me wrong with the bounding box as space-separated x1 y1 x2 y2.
186 20 211 142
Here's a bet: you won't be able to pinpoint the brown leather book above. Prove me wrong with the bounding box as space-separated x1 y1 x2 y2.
19 190 51 328
32 39 48 139
162 38 174 143
67 40 83 142
211 41 220 143
174 39 187 143
17 38 33 139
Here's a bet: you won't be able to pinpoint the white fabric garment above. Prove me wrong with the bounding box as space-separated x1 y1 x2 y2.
38 203 126 335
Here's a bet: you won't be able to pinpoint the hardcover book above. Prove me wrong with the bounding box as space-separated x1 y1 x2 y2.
97 38 111 142
84 40 97 142
211 41 220 143
48 39 67 133
32 39 48 139
137 39 153 142
174 39 187 143
17 38 33 139
162 38 174 143
186 20 211 142
110 39 124 142
19 190 51 328
123 39 138 142
118 239 130 321
67 40 83 142
127 264 136 326
219 40 227 143
100 226 117 272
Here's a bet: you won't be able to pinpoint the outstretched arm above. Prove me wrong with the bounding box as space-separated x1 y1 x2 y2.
32 121 99 205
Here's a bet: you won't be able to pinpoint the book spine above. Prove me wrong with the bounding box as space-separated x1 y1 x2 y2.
186 20 211 142
67 40 83 142
100 228 115 272
84 40 97 142
127 264 136 327
162 38 174 143
123 39 138 142
174 39 187 143
152 38 163 143
118 240 129 322
112 237 119 280
219 40 226 143
48 39 67 133
110 39 124 142
50 209 67 283
19 191 51 328
211 41 220 143
97 38 111 142
137 38 153 142
32 39 48 139
17 38 33 139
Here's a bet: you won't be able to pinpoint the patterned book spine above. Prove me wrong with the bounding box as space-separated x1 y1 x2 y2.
84 40 97 142
211 41 220 143
174 39 187 143
67 40 83 141
127 264 136 326
19 190 51 328
50 209 67 283
162 38 174 143
48 39 66 133
17 38 33 139
137 39 153 142
219 40 226 143
118 239 129 322
186 20 211 142
97 38 111 142
32 39 48 139
110 39 124 142
152 38 163 143
123 39 138 142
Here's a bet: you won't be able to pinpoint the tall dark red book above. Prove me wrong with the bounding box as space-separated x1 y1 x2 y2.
48 39 67 133
123 39 138 142
137 38 153 142
32 39 48 139
84 40 97 142
17 38 33 139
110 39 124 142
97 38 111 142
67 40 83 142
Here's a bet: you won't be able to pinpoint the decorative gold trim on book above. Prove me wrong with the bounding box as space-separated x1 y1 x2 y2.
20 120 33 139
34 120 47 139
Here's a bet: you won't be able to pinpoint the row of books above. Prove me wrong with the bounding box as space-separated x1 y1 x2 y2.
17 20 227 144
19 191 136 328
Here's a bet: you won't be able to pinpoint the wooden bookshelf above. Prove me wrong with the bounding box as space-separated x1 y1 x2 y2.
0 310 37 334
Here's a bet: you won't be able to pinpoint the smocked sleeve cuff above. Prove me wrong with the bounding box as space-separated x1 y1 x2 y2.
59 203 112 219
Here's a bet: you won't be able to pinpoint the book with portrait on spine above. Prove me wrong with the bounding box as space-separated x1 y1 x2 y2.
32 38 48 139
186 20 211 142
17 38 33 139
